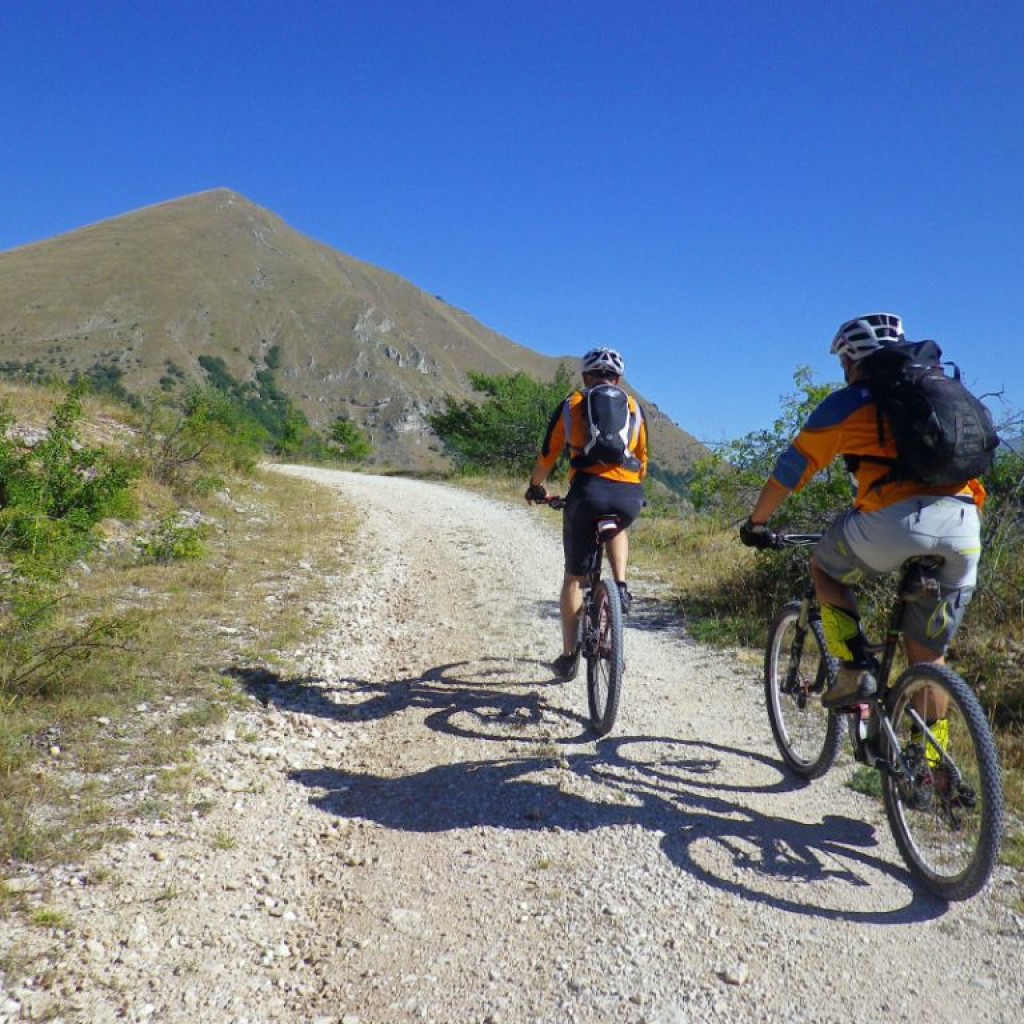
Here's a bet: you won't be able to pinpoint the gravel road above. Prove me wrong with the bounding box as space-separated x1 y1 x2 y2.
2 467 1022 1024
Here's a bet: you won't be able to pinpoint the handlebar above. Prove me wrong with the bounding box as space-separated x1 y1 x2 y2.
535 495 567 510
770 532 823 549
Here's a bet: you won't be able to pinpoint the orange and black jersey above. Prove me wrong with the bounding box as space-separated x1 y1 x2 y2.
535 389 648 486
772 384 984 512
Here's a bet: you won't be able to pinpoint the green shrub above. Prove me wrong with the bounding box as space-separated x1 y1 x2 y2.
196 354 312 456
329 416 372 462
134 513 206 564
137 387 262 494
0 386 138 578
429 365 575 476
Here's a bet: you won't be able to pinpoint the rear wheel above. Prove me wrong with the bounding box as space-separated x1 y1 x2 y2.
882 664 1003 901
765 600 842 779
586 579 624 736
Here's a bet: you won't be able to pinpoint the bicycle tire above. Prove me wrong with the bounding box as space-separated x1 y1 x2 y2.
881 663 1004 901
764 601 842 779
586 579 624 736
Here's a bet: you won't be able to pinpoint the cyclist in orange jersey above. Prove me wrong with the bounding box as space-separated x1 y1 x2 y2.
741 313 985 711
526 347 648 679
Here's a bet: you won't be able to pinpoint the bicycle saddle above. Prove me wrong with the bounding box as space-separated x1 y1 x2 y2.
900 556 945 601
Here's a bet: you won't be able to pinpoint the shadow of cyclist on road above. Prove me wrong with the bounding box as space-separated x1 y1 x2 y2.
289 730 946 925
226 656 594 741
226 659 945 922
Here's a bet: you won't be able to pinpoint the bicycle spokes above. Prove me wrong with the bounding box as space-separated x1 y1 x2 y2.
881 665 1003 900
764 602 841 780
585 580 623 737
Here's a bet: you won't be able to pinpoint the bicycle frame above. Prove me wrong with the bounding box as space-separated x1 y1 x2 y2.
779 538 956 771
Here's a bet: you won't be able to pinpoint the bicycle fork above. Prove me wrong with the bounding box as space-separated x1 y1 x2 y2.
783 596 817 707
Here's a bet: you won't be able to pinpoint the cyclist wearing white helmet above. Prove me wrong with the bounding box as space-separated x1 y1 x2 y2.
741 313 985 709
580 347 627 377
526 347 648 680
830 312 905 361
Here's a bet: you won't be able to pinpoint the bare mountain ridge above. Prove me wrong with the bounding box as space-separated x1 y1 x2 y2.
0 189 704 475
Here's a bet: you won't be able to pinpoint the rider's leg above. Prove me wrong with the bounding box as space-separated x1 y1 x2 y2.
902 496 981 726
560 572 584 656
811 507 893 673
810 555 878 706
606 529 628 583
905 634 950 767
811 557 871 666
904 634 944 667
904 631 949 725
810 556 855 613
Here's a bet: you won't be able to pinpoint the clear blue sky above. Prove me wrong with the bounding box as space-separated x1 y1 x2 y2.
3 0 1022 446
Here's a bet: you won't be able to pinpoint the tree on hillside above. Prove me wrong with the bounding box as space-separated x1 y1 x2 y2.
429 365 574 475
196 354 313 456
687 366 852 526
329 416 372 462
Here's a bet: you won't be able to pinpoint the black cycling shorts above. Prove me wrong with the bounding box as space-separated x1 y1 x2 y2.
562 473 645 576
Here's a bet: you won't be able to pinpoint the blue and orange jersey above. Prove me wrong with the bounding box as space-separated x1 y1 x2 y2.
535 389 648 485
771 384 985 512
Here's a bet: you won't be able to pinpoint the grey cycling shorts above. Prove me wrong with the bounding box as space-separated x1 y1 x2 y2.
812 495 982 654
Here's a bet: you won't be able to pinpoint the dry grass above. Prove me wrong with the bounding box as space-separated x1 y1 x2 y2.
0 465 356 871
1 379 136 447
629 513 767 647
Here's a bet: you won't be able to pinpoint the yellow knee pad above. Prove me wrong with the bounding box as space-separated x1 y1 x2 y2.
820 604 864 663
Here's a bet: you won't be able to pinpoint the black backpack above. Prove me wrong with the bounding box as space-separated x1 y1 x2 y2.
570 384 642 471
855 340 999 487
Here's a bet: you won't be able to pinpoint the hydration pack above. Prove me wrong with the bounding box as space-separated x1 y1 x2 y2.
569 384 642 470
855 340 999 487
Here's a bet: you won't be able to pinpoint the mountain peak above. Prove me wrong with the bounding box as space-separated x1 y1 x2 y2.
0 194 705 475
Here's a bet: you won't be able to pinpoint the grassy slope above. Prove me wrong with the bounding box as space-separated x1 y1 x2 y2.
0 189 704 478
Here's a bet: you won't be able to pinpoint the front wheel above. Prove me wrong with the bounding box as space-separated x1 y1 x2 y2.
585 579 624 736
881 663 1004 901
764 601 842 779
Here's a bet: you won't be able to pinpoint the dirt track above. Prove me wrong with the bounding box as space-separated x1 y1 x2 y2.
2 467 1022 1024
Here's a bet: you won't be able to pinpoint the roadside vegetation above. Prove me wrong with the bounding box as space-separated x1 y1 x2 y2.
0 377 356 883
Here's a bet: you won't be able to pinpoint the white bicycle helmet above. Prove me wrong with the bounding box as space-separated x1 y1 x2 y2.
581 347 625 377
830 313 904 361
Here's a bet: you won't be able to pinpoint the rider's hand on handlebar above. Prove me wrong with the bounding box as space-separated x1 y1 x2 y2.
525 482 548 504
739 518 777 550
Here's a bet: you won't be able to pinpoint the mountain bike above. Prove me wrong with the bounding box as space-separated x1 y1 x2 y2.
541 496 624 736
763 532 1004 901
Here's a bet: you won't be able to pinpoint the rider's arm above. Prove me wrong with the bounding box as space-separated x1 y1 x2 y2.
746 390 854 524
634 407 649 480
778 387 882 493
748 476 792 524
528 399 569 489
